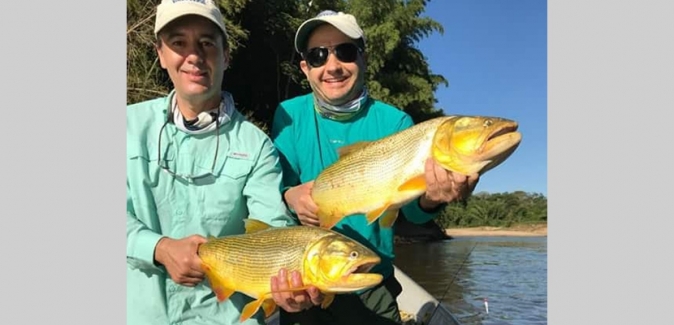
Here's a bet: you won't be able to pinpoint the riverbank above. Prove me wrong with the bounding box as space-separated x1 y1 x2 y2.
445 223 547 237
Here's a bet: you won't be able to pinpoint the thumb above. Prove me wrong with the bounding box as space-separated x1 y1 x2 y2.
190 234 208 245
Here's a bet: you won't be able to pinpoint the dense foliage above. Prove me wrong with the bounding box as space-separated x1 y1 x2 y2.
436 191 547 228
127 0 447 130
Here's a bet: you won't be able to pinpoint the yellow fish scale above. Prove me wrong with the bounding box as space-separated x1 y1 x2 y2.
199 226 332 297
312 116 456 215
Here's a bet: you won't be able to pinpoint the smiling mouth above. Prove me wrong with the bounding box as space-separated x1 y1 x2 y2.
323 77 347 83
183 69 207 76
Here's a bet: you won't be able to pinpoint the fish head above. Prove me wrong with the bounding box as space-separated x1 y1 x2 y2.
432 116 522 175
303 233 383 293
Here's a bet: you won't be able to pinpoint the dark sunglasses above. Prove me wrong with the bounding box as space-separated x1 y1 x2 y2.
303 42 363 68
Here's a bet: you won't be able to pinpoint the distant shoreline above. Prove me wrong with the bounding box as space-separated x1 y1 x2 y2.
445 223 547 237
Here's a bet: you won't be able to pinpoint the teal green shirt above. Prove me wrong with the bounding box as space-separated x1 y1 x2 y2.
270 93 440 280
127 92 295 325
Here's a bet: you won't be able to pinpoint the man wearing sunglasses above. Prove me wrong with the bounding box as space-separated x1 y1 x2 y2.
271 9 480 325
126 1 323 325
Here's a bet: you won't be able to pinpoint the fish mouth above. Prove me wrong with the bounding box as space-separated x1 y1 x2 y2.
345 259 379 275
482 122 521 154
331 257 383 292
486 122 519 142
477 121 522 172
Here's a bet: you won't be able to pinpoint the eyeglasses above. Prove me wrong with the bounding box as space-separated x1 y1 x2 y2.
156 116 220 183
303 42 362 68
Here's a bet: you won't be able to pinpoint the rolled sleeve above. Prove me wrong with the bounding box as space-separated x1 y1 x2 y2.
401 198 445 224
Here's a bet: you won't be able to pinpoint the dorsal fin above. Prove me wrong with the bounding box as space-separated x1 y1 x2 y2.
244 218 273 234
337 141 372 157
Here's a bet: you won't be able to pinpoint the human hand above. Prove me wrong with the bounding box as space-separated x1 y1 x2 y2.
419 158 480 210
270 268 323 313
154 235 207 286
284 182 320 226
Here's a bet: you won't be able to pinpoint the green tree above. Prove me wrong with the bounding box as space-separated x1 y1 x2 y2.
127 0 450 130
436 191 548 228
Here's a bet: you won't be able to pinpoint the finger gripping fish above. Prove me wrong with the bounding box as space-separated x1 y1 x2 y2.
197 219 384 322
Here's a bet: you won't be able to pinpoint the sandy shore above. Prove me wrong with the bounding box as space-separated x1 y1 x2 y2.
445 223 547 237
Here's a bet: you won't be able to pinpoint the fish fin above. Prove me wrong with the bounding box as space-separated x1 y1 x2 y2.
201 262 235 302
240 297 265 323
262 299 277 317
244 218 273 234
317 210 342 230
365 204 391 225
378 209 399 228
397 175 427 193
337 141 372 157
321 293 336 309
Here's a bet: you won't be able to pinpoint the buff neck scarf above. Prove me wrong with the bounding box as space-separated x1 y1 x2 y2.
170 91 234 135
313 88 369 121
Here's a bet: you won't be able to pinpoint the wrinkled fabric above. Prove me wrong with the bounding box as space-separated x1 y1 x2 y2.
127 92 295 325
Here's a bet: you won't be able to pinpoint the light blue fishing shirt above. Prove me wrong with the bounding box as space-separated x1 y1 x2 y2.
127 91 296 325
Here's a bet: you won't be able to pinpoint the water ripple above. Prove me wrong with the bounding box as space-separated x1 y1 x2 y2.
395 236 547 325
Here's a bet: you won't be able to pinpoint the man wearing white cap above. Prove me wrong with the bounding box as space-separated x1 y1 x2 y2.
271 10 479 325
127 1 322 324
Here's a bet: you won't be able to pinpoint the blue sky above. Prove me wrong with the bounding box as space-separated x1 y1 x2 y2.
415 0 547 196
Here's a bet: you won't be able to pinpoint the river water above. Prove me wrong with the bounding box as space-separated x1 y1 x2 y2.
394 236 547 325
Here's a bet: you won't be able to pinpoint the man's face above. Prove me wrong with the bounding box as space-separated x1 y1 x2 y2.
156 15 229 104
300 24 365 106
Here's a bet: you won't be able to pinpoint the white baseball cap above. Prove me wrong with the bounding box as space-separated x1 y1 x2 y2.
154 0 228 38
294 10 366 53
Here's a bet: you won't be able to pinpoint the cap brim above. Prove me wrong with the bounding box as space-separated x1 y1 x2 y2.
294 16 363 53
154 2 228 38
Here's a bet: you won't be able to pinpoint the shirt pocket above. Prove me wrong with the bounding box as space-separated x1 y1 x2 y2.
198 152 254 231
219 152 254 180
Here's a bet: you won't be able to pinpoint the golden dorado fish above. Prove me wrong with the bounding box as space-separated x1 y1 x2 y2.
197 219 383 323
311 115 522 229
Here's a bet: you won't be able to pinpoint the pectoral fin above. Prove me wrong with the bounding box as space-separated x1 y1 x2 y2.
247 286 312 321
244 218 273 233
365 203 391 225
321 293 336 309
318 210 343 230
378 209 399 228
262 299 278 317
397 175 427 193
240 297 265 322
201 263 235 302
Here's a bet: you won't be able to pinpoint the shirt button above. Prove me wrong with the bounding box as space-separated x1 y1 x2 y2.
175 210 183 216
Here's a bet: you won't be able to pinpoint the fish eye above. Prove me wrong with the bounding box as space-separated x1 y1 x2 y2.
350 251 359 259
483 120 493 127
